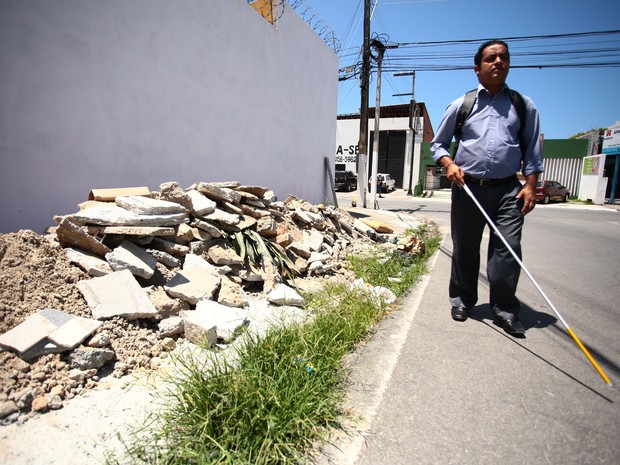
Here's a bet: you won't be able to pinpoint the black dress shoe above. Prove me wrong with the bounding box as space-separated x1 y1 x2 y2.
451 306 468 321
495 317 525 336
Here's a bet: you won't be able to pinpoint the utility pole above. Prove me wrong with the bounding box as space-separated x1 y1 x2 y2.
356 0 371 208
370 39 386 209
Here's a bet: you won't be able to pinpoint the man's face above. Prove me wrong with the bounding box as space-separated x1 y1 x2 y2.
475 43 510 88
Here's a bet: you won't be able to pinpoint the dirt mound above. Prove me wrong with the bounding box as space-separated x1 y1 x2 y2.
0 231 167 424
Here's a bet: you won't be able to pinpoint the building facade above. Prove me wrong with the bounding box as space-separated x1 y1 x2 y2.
335 103 435 195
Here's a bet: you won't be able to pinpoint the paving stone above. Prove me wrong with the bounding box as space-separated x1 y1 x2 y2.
76 270 158 320
0 308 102 358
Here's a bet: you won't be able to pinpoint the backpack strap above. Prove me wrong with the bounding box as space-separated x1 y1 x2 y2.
508 89 527 157
452 88 477 157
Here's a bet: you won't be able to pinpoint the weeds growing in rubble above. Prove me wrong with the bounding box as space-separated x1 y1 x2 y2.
111 224 440 465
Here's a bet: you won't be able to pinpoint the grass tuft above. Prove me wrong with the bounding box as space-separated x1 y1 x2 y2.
111 222 440 465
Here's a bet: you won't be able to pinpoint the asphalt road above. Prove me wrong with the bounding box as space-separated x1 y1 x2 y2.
319 190 620 465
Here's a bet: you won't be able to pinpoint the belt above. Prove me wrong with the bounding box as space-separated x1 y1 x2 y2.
464 174 517 187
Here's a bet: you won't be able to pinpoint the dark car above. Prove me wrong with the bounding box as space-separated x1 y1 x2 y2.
334 170 357 192
536 180 569 204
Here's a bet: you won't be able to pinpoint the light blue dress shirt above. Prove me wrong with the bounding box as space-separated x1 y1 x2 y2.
431 84 544 179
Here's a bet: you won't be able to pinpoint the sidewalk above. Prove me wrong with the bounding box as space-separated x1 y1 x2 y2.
317 196 620 465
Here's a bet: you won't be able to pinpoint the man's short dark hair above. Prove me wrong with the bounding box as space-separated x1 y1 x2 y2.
474 40 509 67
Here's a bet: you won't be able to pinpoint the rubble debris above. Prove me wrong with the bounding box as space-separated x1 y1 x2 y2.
0 180 423 425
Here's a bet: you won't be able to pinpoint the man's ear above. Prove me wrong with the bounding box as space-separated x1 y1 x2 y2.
474 65 480 75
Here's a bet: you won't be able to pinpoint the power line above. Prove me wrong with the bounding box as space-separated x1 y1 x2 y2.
338 29 620 78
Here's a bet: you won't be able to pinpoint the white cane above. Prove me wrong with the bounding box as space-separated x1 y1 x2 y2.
461 182 612 386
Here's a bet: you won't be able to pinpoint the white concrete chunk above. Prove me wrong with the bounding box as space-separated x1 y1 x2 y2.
65 247 113 277
56 218 112 258
0 309 101 357
105 240 157 279
115 195 187 215
164 268 221 304
202 208 241 226
186 189 217 216
266 283 305 307
190 219 223 238
76 270 158 320
308 251 331 264
304 229 324 252
66 203 189 227
192 300 248 341
179 311 218 347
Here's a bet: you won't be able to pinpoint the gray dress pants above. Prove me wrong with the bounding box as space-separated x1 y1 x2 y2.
449 177 524 318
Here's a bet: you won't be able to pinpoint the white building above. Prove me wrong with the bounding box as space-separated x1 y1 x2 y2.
336 103 434 195
0 0 338 233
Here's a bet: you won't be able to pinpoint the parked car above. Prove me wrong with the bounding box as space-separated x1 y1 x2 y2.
334 170 357 192
368 173 396 193
535 180 569 204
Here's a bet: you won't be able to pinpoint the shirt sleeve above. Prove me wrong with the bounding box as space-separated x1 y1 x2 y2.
430 97 463 165
520 96 544 176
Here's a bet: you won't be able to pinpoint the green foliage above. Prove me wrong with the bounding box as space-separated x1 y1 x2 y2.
231 229 297 279
111 223 441 465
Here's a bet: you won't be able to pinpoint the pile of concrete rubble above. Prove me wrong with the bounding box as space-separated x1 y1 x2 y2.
1 180 421 424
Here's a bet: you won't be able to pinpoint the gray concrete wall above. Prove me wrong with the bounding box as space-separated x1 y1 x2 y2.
0 0 338 233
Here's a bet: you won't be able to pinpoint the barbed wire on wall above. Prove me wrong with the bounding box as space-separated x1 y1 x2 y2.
246 1 341 53
288 0 341 53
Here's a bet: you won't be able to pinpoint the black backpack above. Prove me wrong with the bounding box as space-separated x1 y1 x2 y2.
452 88 527 157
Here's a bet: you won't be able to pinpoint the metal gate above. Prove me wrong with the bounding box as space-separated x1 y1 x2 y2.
369 130 406 187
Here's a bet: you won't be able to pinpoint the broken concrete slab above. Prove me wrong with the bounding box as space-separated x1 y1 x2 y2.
217 276 248 308
150 237 190 257
201 208 241 226
207 242 244 266
105 240 157 279
63 203 189 227
115 195 188 215
179 310 218 347
266 283 305 307
183 253 230 275
157 316 184 338
244 297 309 339
237 185 269 198
164 268 221 305
146 249 182 268
76 270 158 320
187 301 248 341
185 189 217 216
85 225 176 237
64 247 113 277
55 218 112 258
304 229 324 252
196 182 242 204
0 308 102 358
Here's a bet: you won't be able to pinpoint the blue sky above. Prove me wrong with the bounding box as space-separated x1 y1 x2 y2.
304 0 620 139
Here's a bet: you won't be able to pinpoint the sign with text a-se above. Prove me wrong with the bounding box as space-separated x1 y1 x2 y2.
602 128 620 155
335 144 359 165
